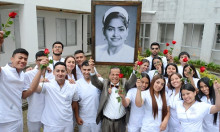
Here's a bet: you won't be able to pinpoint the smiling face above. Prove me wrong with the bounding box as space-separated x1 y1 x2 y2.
65 57 76 71
170 74 182 89
153 59 162 68
141 77 149 91
167 65 177 76
81 65 91 80
104 18 128 47
140 62 150 72
199 81 209 96
53 65 67 82
153 78 165 93
11 53 28 71
109 68 120 85
181 89 196 104
74 53 86 66
184 66 195 78
151 45 160 56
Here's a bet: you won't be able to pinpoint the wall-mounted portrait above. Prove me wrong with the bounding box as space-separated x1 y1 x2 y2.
92 1 142 65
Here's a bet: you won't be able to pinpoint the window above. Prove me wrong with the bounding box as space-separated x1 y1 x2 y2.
211 25 220 64
56 18 77 46
182 24 204 48
37 17 45 49
158 23 175 44
139 23 150 53
87 15 92 53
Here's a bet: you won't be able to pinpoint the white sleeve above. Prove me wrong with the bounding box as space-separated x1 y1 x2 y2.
165 92 170 106
72 85 79 101
23 73 31 91
126 89 133 100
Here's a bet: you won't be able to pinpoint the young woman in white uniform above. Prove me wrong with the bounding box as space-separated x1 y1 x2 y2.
197 77 219 132
136 74 170 132
119 73 150 132
148 57 165 81
64 56 77 83
174 82 220 132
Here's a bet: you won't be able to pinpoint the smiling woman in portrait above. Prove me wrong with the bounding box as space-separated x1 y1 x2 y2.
95 6 134 63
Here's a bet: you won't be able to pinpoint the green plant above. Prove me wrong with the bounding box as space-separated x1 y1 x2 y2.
110 65 133 79
174 56 179 64
145 49 151 57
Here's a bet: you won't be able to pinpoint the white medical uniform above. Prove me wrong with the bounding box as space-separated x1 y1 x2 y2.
175 100 212 132
0 64 25 132
126 88 145 132
76 78 101 132
145 55 167 70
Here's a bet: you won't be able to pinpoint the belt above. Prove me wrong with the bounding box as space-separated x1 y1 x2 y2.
103 115 125 122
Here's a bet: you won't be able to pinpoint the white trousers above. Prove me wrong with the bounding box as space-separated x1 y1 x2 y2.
0 119 23 132
27 120 43 132
127 125 141 132
44 124 73 132
78 122 101 132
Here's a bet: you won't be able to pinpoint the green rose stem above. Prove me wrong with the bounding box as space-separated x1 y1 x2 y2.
2 17 13 38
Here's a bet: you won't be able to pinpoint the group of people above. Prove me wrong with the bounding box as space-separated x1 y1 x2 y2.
0 26 220 132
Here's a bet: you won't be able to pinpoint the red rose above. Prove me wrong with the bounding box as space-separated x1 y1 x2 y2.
119 73 124 78
183 57 188 62
8 12 17 18
166 43 170 46
163 49 168 54
200 66 206 73
172 40 176 44
44 48 50 55
137 61 143 66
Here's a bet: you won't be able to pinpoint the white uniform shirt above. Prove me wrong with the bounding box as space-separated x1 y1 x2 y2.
146 55 167 70
148 70 159 81
96 44 134 63
40 79 79 127
24 68 54 122
177 65 201 78
103 86 126 119
141 90 169 131
175 100 212 132
76 78 101 123
0 64 25 123
126 88 145 128
48 56 65 70
200 96 219 132
168 89 182 132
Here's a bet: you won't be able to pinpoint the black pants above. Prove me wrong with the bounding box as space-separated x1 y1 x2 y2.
101 116 126 132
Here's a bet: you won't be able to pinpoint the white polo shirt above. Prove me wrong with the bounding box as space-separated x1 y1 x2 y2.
0 64 25 123
76 78 101 123
40 79 79 127
200 96 219 132
175 100 212 132
141 90 169 131
24 68 54 122
126 88 145 128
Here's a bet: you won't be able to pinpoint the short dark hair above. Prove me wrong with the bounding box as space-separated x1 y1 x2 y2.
74 50 84 56
178 51 190 60
35 51 47 60
81 60 89 67
12 48 29 57
150 42 160 49
54 62 66 70
109 67 120 74
52 41 64 49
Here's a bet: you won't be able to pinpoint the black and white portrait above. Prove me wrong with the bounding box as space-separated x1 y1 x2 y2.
92 2 142 65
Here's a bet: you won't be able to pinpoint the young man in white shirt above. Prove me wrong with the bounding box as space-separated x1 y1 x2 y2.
31 62 79 132
0 48 43 132
48 41 65 70
146 42 167 70
89 59 137 132
75 60 101 132
74 50 100 79
22 51 54 132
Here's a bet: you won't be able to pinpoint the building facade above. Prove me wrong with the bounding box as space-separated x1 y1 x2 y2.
0 0 220 66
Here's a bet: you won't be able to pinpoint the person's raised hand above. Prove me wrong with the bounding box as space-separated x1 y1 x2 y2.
89 57 95 73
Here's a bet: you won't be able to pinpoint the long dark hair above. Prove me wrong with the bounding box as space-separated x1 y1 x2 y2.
134 73 151 90
183 64 199 78
164 63 178 77
168 73 183 90
151 56 164 75
197 77 218 125
150 74 167 121
64 56 77 80
180 83 201 102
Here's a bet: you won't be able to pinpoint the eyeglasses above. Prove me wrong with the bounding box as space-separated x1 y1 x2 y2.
151 48 159 50
54 46 62 49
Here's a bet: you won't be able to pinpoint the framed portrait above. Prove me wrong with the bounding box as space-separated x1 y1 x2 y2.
92 1 142 66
